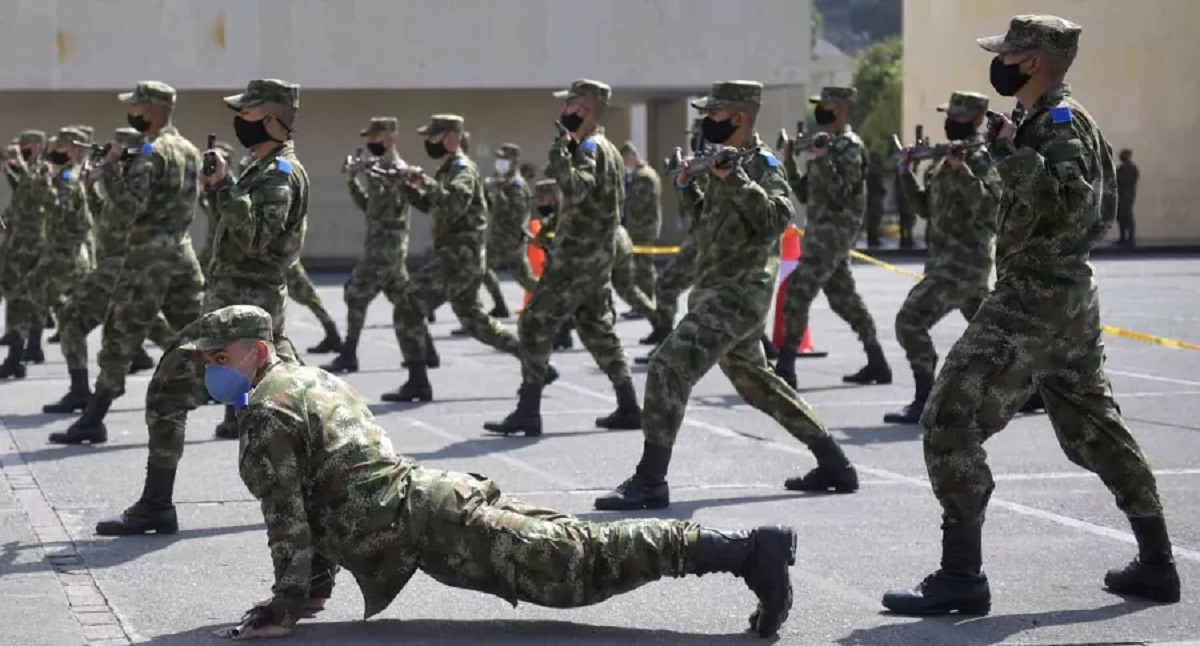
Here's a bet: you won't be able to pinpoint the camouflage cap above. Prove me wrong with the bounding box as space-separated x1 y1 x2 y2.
496 143 521 160
223 79 300 111
70 124 95 138
552 79 612 105
937 91 989 115
114 127 143 147
619 141 639 157
360 117 398 137
177 305 275 353
416 114 465 136
51 127 91 147
17 129 46 145
977 15 1081 62
808 86 857 104
534 178 558 196
691 81 763 111
213 140 236 156
118 81 177 107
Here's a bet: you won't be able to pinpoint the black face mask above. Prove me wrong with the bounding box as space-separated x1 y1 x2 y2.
701 117 736 145
366 142 387 156
536 205 555 217
813 106 837 125
559 112 584 133
20 149 33 162
689 133 704 154
943 118 977 141
127 114 151 132
424 140 448 159
233 116 274 148
47 151 70 165
989 56 1030 97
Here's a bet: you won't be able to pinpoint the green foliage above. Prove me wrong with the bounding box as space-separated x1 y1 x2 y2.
814 0 901 53
851 36 903 157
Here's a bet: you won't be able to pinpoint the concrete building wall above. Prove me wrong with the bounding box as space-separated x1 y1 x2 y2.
904 0 1200 244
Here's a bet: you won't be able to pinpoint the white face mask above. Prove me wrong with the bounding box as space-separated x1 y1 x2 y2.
495 159 511 174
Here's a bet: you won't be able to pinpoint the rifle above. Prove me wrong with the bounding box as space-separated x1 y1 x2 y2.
777 120 823 155
366 161 422 184
889 122 986 163
342 147 364 173
665 146 760 180
201 134 218 176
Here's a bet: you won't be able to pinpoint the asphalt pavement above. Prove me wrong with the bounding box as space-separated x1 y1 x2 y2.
2 255 1199 646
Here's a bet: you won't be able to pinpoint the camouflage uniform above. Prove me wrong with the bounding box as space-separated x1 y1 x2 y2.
777 86 891 388
595 82 858 512
612 224 655 318
0 130 50 378
482 143 538 304
884 16 1179 616
181 305 796 638
883 92 1000 425
484 80 640 437
619 141 663 306
386 114 520 402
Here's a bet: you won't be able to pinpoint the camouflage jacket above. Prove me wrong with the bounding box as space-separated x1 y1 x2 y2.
623 163 662 243
100 125 199 248
237 360 418 628
349 151 410 261
0 163 48 277
32 164 92 274
484 171 531 251
89 156 143 260
198 156 248 261
544 131 623 276
401 152 487 252
207 142 309 284
989 84 1115 290
678 134 792 306
899 135 1000 281
786 124 868 260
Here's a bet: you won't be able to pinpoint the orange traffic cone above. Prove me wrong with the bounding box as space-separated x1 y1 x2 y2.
519 219 546 313
771 225 827 358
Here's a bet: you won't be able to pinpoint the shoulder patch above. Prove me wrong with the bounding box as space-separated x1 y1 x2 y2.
60 169 75 181
274 159 293 175
453 158 467 168
1050 106 1073 125
391 160 407 170
140 142 154 156
512 176 524 186
761 151 780 168
581 138 597 154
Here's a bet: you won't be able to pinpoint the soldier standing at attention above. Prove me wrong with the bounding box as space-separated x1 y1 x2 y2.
322 117 415 374
594 81 858 511
774 86 892 389
382 114 525 403
0 130 48 378
91 79 310 536
883 16 1180 615
1116 148 1138 247
481 143 538 315
183 305 797 640
483 80 641 437
881 92 1000 425
618 141 662 318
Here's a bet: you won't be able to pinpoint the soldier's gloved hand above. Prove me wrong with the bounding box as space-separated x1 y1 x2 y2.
945 143 965 169
810 132 831 158
102 141 123 165
709 146 738 179
896 147 914 173
202 152 228 186
985 109 1015 143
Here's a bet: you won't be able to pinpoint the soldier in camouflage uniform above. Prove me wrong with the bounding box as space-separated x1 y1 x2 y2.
0 130 53 379
595 82 858 511
618 141 662 319
775 86 892 389
182 305 796 640
90 79 310 536
484 80 641 437
881 91 1001 425
481 143 538 312
883 16 1180 615
383 114 523 403
529 179 577 351
50 81 208 446
324 117 417 373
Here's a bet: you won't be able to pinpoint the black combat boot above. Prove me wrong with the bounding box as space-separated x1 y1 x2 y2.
620 308 645 320
214 405 239 439
45 312 56 329
1019 387 1045 414
94 466 179 536
450 327 469 337
594 442 673 510
639 317 672 346
426 334 440 369
633 352 655 366
0 330 16 347
552 321 574 350
489 300 510 320
843 342 892 385
483 383 544 437
761 334 779 361
688 525 798 637
773 345 798 389
1104 516 1181 603
595 379 642 430
0 340 26 380
43 369 92 414
128 346 155 374
306 321 343 354
516 364 559 394
322 336 359 374
23 321 44 364
48 393 112 444
882 521 990 615
381 362 433 403
783 436 859 493
426 310 436 323
883 370 935 424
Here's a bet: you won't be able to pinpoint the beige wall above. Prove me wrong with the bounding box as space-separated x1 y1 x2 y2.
904 0 1200 244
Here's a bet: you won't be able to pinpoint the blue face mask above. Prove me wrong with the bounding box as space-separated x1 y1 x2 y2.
204 355 255 409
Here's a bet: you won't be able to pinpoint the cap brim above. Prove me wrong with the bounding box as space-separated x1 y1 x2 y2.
936 103 950 112
416 125 432 135
177 337 229 353
551 89 571 99
223 94 260 111
976 35 1012 54
359 128 371 136
118 92 135 103
808 95 823 103
690 96 720 110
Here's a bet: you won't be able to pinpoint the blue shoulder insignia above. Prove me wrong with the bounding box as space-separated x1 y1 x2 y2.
275 159 293 175
392 160 407 170
581 138 597 154
140 142 154 156
762 151 779 168
1050 106 1072 125
453 158 467 168
512 176 523 186
60 169 75 181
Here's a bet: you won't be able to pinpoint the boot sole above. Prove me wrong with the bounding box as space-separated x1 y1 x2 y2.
482 427 543 437
592 497 669 511
1104 583 1181 603
95 523 179 537
48 436 108 445
883 599 991 616
748 526 799 636
382 393 434 403
43 406 88 415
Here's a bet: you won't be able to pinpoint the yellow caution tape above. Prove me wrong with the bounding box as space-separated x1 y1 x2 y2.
632 245 681 255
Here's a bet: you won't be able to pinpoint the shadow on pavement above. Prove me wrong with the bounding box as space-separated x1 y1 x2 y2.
834 424 923 447
7 438 223 465
576 492 808 522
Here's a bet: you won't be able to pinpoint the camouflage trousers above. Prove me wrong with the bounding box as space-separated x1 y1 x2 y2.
407 467 698 608
35 253 92 327
484 242 539 295
392 247 519 364
344 254 409 346
651 234 699 329
95 244 206 399
286 261 337 330
518 264 630 387
60 255 178 371
144 278 301 470
612 227 655 319
644 286 830 450
627 228 659 302
781 250 879 348
895 273 987 378
921 282 1164 527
